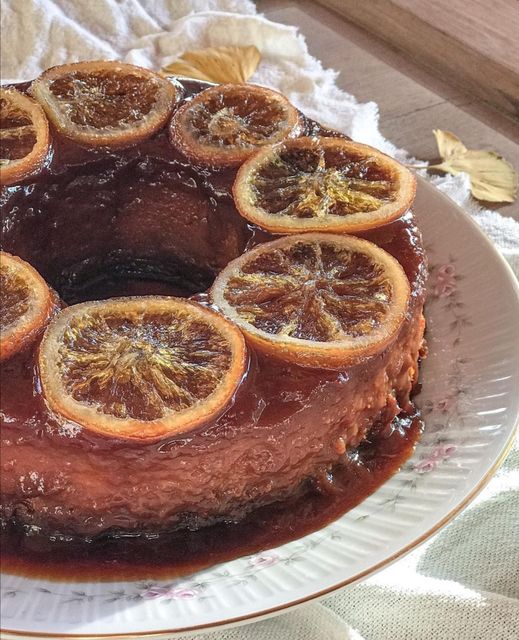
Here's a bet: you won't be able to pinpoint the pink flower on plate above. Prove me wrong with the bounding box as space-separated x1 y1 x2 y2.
414 459 438 474
433 443 457 459
140 585 200 600
438 264 456 279
249 552 279 568
434 263 457 298
437 396 456 413
435 281 456 298
414 443 457 474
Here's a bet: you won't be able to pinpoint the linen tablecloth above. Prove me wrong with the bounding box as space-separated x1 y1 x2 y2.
1 2 518 638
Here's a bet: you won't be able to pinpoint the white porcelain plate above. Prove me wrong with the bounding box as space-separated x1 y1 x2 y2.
2 178 518 639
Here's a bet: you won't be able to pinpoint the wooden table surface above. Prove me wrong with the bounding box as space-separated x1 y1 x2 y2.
260 0 519 221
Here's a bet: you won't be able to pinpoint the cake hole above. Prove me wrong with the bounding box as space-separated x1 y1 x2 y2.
52 256 214 305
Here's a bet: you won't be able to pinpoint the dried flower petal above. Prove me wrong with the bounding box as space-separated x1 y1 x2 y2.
161 45 261 84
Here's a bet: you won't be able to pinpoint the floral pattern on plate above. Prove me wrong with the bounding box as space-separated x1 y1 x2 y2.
2 180 518 638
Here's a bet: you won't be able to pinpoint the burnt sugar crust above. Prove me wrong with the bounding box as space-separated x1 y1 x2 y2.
0 78 427 539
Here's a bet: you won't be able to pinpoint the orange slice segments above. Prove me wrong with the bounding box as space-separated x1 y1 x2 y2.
1 252 56 361
211 234 410 369
38 297 247 441
169 83 301 167
233 137 416 234
0 88 50 186
30 61 177 149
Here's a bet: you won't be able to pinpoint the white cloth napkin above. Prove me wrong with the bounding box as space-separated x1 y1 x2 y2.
2 2 518 638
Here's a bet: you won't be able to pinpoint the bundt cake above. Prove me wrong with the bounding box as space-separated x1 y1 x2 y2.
0 62 426 550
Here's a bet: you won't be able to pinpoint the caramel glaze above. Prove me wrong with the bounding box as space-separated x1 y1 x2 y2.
1 413 422 581
0 79 427 580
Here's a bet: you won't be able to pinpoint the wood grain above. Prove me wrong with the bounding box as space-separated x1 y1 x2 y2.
316 0 519 119
259 0 518 220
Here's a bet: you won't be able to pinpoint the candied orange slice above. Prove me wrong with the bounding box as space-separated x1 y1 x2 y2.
0 88 50 186
31 61 177 149
169 83 300 167
38 297 247 441
0 252 56 361
212 234 410 369
233 137 416 234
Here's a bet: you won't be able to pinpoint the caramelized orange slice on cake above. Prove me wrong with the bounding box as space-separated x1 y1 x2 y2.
212 234 410 369
31 61 177 149
0 88 50 185
38 297 247 441
0 252 56 360
169 83 300 167
233 137 416 234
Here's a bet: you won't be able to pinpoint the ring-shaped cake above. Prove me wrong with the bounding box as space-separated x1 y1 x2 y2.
0 64 426 564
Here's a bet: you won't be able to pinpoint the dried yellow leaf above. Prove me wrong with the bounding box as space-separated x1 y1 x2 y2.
430 129 518 203
161 45 261 84
433 129 467 160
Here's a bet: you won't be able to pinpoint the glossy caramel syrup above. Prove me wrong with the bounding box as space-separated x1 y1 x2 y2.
1 413 422 581
0 79 426 581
